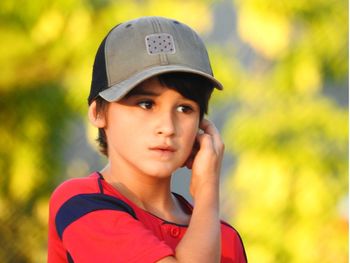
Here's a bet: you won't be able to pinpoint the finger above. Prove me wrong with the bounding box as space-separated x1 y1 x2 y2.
196 132 215 153
199 119 217 134
199 119 223 154
199 119 220 141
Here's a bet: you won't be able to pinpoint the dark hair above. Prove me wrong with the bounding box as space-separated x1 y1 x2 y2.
94 96 109 156
94 72 214 156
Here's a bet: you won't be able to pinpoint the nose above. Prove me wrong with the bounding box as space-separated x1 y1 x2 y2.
155 111 176 136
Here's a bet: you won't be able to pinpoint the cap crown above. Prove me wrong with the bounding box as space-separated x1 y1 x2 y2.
89 16 222 104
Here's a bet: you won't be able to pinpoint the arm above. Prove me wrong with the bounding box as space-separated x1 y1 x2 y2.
159 119 224 263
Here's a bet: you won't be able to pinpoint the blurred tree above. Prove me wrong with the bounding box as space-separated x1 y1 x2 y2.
218 0 348 262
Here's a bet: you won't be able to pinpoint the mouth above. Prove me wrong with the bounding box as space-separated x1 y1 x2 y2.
150 146 176 152
149 145 177 157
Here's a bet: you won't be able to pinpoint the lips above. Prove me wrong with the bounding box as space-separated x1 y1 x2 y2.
149 145 176 152
149 145 177 158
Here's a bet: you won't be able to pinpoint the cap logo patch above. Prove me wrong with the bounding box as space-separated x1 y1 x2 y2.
145 33 176 55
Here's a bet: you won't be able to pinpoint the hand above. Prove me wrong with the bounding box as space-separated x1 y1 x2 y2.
187 119 224 198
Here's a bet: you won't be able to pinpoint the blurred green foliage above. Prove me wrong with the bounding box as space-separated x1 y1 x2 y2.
219 0 348 262
0 0 347 262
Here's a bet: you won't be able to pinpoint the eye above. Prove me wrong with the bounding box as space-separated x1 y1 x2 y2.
138 100 154 110
177 105 194 113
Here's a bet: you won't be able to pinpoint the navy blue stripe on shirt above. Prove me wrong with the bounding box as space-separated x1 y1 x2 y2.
55 193 137 240
66 252 74 263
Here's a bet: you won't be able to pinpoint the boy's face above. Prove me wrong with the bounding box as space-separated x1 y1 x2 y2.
103 77 200 178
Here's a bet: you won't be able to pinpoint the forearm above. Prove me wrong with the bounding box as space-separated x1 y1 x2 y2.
175 187 221 262
158 185 221 263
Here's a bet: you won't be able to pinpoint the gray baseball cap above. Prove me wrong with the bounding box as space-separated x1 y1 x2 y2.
88 16 223 104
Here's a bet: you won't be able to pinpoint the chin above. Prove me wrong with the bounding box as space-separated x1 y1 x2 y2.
142 162 181 178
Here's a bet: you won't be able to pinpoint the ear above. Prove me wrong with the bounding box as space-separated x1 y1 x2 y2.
88 101 107 128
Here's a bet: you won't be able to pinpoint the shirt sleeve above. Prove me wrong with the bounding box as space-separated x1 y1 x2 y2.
220 222 248 263
62 209 174 263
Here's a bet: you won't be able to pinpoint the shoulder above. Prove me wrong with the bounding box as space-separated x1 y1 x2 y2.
221 220 240 235
49 173 101 214
220 220 244 244
220 220 248 262
49 173 138 241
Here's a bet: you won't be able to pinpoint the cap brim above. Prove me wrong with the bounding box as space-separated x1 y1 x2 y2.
99 65 223 102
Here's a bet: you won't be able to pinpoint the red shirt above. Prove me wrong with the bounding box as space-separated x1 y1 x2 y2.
48 172 247 262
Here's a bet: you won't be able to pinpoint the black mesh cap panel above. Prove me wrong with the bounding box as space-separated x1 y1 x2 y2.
88 36 108 105
88 24 122 105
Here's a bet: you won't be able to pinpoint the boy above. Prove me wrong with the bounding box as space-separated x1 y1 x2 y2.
48 16 247 262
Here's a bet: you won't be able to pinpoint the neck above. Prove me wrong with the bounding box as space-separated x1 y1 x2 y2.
100 163 188 224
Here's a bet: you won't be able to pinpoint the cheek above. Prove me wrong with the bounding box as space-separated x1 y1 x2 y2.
104 113 134 146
